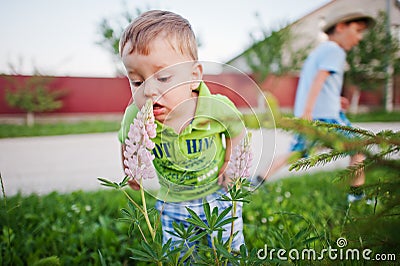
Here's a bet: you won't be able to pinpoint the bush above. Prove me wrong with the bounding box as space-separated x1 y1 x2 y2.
5 76 65 126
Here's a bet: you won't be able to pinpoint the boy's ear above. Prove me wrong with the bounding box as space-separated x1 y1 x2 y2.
191 62 203 90
335 22 347 33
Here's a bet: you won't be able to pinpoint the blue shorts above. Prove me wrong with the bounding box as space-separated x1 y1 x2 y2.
155 189 245 251
289 112 352 155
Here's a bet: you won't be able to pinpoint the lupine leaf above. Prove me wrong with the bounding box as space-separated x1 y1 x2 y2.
97 177 119 188
186 207 208 229
215 217 237 228
214 206 232 225
188 230 208 242
180 245 195 264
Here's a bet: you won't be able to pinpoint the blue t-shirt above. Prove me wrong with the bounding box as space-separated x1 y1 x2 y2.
293 41 346 119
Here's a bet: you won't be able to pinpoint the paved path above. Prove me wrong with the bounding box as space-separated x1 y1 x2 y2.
1 122 399 196
1 133 123 196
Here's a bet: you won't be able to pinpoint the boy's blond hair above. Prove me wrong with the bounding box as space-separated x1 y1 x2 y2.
119 10 198 60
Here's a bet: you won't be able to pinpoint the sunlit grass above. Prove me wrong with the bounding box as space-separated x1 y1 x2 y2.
1 169 397 265
0 120 120 138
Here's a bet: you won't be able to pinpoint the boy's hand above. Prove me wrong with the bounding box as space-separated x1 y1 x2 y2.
340 96 350 111
128 178 141 190
301 109 313 121
218 174 231 190
217 175 226 188
218 161 231 189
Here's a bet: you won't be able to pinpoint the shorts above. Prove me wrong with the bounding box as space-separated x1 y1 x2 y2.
289 111 353 155
155 189 245 251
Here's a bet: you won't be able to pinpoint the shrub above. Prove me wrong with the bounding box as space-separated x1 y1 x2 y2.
5 76 65 126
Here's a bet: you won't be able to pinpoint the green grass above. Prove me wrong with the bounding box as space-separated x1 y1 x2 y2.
0 109 398 138
1 169 398 265
347 109 400 122
0 120 120 138
0 189 149 265
242 110 400 129
279 110 400 122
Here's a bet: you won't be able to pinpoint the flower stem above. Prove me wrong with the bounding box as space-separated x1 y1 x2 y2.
225 180 241 266
139 178 156 240
120 186 154 241
121 189 144 213
211 237 220 265
228 200 237 253
137 224 148 244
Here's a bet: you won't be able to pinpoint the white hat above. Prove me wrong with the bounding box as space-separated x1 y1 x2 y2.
322 10 375 33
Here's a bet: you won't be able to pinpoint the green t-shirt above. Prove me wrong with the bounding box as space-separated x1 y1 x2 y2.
118 82 244 202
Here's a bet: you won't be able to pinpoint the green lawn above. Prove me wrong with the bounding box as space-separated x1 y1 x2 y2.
1 169 398 265
346 109 400 122
0 109 399 138
278 110 400 123
0 120 120 138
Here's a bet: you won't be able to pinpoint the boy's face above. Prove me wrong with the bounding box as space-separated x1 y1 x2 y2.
122 36 202 124
335 21 368 51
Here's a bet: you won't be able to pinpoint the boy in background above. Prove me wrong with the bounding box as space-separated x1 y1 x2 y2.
258 10 374 202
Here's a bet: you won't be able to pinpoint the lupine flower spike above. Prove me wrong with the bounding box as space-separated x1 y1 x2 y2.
224 132 253 255
123 99 157 181
225 132 253 182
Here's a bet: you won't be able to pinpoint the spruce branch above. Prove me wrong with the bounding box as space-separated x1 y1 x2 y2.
289 150 349 171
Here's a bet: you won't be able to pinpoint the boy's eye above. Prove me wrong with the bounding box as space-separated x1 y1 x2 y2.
157 76 171 83
130 80 143 88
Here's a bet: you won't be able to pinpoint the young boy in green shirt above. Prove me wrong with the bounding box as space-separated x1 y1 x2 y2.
118 10 246 250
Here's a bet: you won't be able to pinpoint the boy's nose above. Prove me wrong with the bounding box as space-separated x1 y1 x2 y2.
143 79 158 97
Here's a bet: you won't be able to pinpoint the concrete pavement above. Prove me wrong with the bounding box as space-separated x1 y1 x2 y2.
1 133 123 196
1 122 399 196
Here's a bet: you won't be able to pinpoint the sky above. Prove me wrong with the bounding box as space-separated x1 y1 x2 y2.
0 0 332 77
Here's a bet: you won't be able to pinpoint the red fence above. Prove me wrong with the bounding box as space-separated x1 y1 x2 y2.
0 74 262 115
1 74 397 116
0 75 132 114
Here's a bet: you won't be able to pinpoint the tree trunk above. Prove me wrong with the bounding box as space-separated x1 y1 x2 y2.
349 89 360 114
385 65 394 112
26 112 35 127
385 0 394 112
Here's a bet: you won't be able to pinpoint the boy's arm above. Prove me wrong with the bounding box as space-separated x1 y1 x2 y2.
218 129 246 188
302 70 330 120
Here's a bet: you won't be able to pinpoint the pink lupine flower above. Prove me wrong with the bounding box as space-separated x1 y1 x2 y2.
225 132 253 181
124 100 157 180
